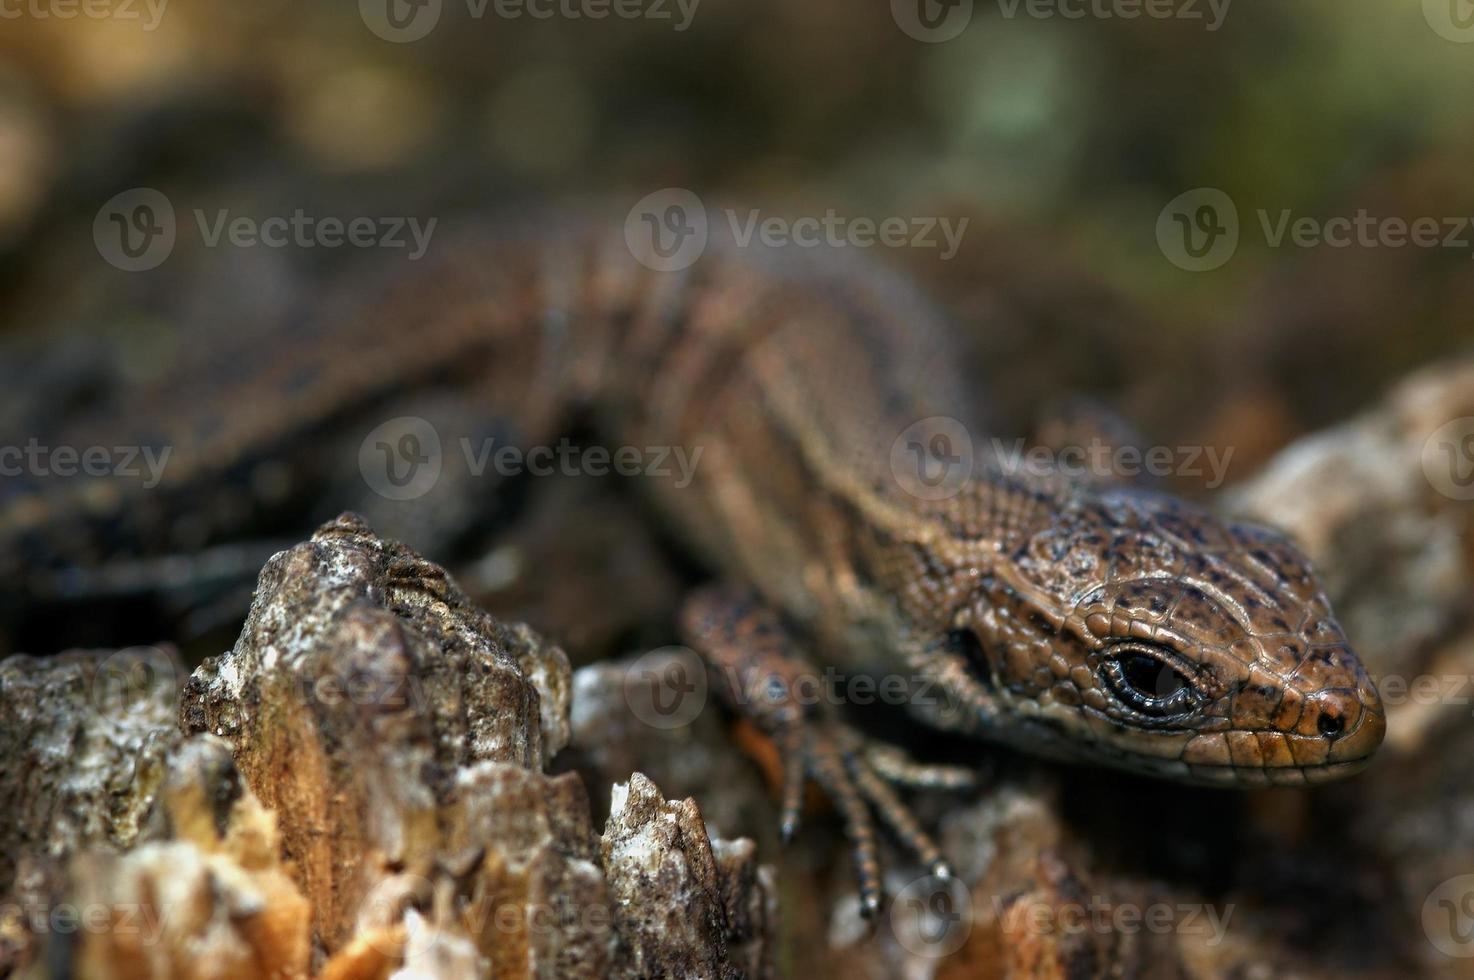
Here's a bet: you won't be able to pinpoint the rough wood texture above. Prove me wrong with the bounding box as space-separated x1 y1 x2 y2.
2 515 774 979
0 646 185 891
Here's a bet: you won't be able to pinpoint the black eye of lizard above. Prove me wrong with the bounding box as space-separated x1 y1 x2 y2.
1099 644 1201 720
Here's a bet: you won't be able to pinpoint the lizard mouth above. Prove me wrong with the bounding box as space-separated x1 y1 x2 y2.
1122 708 1386 787
1077 747 1382 788
1028 699 1387 788
1167 755 1379 788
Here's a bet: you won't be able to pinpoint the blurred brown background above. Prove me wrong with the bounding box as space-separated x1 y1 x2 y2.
0 0 1470 483
2 4 1474 978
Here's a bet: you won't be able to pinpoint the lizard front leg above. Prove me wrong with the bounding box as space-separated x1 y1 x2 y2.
680 586 974 917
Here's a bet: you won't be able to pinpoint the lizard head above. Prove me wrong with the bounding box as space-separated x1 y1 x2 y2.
961 486 1385 787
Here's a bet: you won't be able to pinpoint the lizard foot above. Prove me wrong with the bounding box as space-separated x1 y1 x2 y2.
776 718 974 917
681 586 976 918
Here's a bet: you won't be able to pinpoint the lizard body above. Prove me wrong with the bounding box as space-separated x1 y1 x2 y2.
0 209 1385 904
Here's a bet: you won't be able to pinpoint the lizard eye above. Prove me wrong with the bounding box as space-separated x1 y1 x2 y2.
1099 643 1202 720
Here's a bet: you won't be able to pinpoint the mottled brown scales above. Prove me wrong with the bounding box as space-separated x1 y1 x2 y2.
0 212 1385 911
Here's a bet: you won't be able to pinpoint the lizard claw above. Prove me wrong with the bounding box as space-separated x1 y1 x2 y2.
681 587 974 914
774 717 967 916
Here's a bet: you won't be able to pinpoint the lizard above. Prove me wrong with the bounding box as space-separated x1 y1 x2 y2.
0 206 1387 915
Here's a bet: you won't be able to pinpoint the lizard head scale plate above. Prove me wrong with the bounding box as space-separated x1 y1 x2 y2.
945 480 1385 787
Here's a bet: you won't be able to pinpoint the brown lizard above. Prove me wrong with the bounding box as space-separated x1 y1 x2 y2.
0 207 1386 914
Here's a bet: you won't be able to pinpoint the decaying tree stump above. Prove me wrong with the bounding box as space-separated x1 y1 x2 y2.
1 515 774 978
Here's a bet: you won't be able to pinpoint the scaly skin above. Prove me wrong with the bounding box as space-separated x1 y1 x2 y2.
0 210 1385 906
601 221 1385 788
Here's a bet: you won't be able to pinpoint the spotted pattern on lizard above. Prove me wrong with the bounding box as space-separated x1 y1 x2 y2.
0 208 1385 911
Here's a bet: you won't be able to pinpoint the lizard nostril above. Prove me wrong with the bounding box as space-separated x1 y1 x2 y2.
1316 712 1345 739
947 629 995 692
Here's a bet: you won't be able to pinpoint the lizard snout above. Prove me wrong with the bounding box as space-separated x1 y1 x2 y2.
1302 677 1386 772
1265 655 1385 783
1221 639 1385 783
